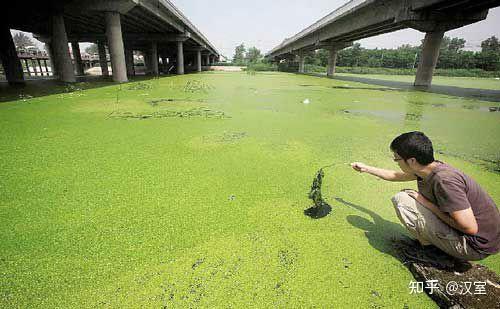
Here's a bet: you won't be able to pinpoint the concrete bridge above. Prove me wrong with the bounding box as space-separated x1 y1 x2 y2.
0 0 220 85
267 0 500 87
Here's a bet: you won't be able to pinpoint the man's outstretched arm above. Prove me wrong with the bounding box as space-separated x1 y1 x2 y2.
351 162 417 182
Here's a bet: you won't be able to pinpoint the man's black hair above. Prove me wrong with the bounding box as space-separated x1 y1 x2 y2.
390 131 435 165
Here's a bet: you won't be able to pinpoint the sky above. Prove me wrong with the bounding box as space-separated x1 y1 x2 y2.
12 0 500 59
176 0 500 58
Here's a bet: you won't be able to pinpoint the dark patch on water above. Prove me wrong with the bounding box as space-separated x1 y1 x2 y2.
108 107 229 120
370 290 380 298
192 258 205 270
404 113 422 122
462 104 480 110
278 249 298 271
464 105 500 113
330 85 403 92
342 257 352 269
148 98 175 106
330 74 500 103
148 98 204 106
127 82 152 90
184 80 214 93
202 132 247 144
344 109 404 122
219 132 247 142
431 103 500 113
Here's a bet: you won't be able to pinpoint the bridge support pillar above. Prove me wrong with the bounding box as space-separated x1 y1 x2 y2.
150 42 159 76
71 42 84 76
125 47 135 77
176 40 184 75
97 41 109 77
45 43 57 77
205 54 210 66
414 31 444 87
52 14 76 83
196 50 202 72
327 49 338 77
0 24 25 85
142 51 150 75
105 11 127 82
298 54 305 73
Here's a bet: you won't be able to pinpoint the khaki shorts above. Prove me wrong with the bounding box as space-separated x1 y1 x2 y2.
391 191 487 261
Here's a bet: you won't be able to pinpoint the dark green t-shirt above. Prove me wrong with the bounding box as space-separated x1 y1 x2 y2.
417 161 500 255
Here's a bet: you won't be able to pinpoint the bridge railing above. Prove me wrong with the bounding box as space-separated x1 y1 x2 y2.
17 49 49 58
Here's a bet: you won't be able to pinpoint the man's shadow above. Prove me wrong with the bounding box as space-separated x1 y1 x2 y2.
334 197 408 261
334 197 466 271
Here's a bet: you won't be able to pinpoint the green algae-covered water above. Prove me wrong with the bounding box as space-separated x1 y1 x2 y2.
1 72 499 308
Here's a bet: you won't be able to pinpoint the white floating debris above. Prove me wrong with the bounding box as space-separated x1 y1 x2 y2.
495 77 500 80
303 98 310 104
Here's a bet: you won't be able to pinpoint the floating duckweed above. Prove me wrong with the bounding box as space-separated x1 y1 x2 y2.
184 80 214 93
148 98 204 106
127 82 153 90
108 107 229 120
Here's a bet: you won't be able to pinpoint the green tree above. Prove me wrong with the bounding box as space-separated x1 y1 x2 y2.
481 36 500 53
85 43 99 54
448 38 466 52
232 43 246 65
245 46 262 63
337 43 363 67
12 32 34 49
300 36 498 72
350 43 362 66
478 36 500 71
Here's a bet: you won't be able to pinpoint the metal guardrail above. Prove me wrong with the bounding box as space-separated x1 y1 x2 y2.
17 48 105 60
268 0 371 55
17 50 48 58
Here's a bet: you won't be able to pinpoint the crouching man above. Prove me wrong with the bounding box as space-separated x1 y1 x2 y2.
351 131 499 261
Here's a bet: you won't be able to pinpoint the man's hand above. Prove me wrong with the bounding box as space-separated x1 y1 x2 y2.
351 162 369 173
350 162 417 182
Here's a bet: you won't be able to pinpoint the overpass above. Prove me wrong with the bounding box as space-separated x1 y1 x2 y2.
267 0 500 87
0 0 220 85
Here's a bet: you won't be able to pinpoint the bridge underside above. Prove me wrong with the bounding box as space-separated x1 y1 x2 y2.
267 0 499 87
0 0 220 85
